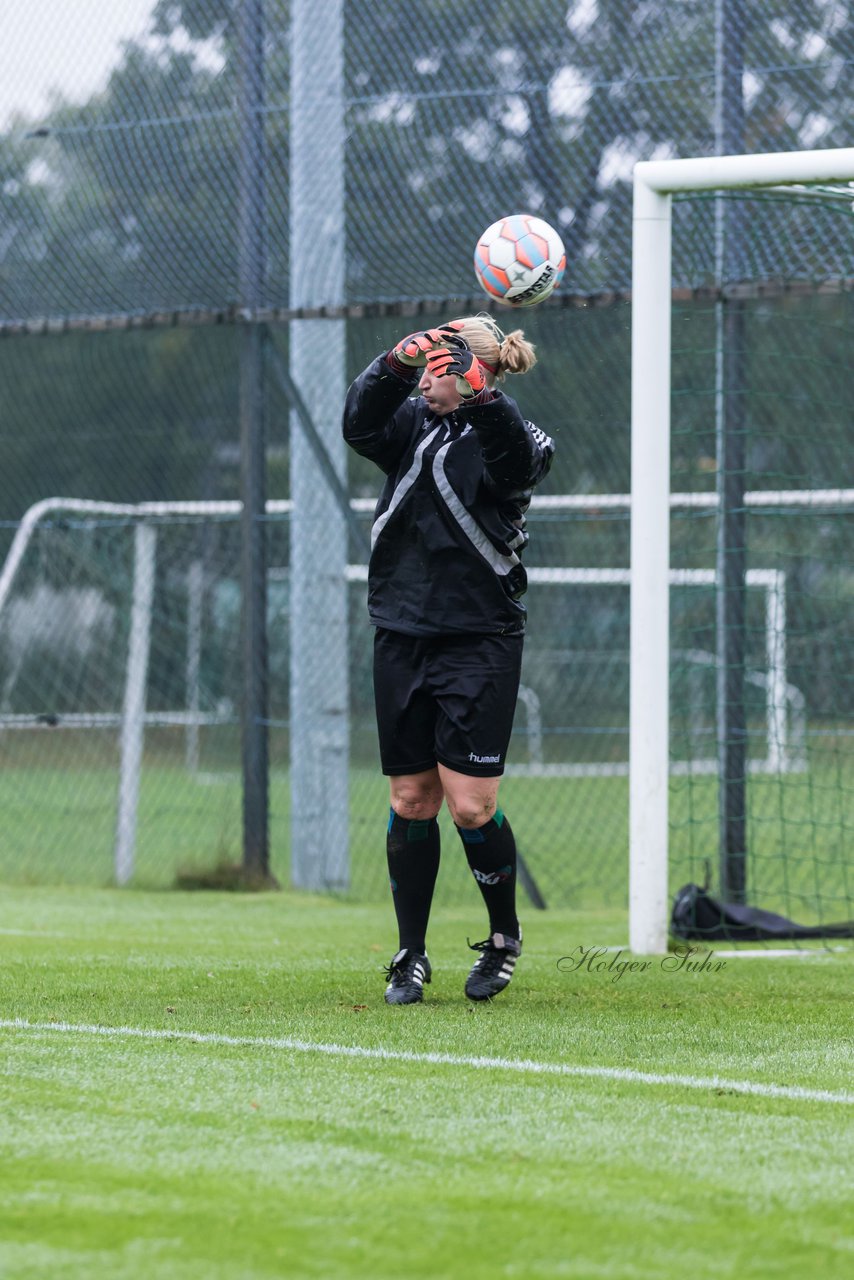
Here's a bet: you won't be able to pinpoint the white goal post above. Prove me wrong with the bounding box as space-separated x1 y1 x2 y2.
629 146 854 955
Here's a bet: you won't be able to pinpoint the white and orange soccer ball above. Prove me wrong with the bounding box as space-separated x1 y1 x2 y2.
474 214 566 307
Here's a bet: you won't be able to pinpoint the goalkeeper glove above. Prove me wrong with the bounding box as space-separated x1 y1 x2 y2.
392 321 466 367
425 338 487 398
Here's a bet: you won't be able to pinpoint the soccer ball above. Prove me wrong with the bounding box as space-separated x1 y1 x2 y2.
474 214 566 307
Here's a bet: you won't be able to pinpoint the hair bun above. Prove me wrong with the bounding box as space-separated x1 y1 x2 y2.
499 329 537 375
447 313 536 382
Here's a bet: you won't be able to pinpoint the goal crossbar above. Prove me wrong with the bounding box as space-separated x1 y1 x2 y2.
630 146 854 955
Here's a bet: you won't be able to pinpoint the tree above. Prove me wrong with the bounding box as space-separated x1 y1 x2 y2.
0 0 850 515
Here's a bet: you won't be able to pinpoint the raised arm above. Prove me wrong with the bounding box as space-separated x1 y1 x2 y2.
461 391 555 495
342 354 419 474
343 326 463 473
423 333 554 494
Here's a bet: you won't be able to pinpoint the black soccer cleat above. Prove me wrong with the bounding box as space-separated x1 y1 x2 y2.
384 948 432 1005
465 930 522 1001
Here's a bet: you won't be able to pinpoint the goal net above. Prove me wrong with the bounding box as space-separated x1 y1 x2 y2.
630 148 854 952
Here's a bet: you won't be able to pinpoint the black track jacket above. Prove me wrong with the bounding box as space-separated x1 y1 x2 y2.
343 354 555 637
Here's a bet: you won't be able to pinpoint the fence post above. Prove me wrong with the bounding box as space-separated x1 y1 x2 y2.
289 0 349 891
115 523 157 885
237 0 270 880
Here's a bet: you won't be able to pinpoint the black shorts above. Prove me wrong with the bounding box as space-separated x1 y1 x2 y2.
373 627 524 778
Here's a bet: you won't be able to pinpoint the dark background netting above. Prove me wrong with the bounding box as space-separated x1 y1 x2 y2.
1 0 852 321
0 1 851 924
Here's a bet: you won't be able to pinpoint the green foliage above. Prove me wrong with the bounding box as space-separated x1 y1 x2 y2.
1 0 851 319
0 1 849 521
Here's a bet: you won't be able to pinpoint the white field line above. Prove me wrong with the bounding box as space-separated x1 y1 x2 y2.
599 945 831 958
2 1018 852 1107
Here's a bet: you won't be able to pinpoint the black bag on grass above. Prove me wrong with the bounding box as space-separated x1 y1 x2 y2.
670 883 854 942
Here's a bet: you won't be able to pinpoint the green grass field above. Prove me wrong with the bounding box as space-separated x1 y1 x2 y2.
1 885 852 1279
0 740 851 910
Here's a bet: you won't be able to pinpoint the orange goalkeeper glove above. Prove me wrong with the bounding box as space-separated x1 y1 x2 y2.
393 321 466 367
425 337 487 398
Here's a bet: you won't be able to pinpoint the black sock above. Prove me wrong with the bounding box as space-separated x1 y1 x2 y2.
386 809 440 954
457 809 519 940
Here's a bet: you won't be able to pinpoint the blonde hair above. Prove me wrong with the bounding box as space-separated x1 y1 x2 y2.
449 312 537 386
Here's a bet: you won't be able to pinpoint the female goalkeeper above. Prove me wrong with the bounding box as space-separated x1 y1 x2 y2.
342 313 554 1004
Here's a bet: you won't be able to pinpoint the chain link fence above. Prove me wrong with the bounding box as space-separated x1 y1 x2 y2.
0 1 851 920
2 0 851 320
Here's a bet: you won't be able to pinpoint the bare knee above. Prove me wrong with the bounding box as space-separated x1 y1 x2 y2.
440 770 499 829
390 771 443 822
447 794 497 829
